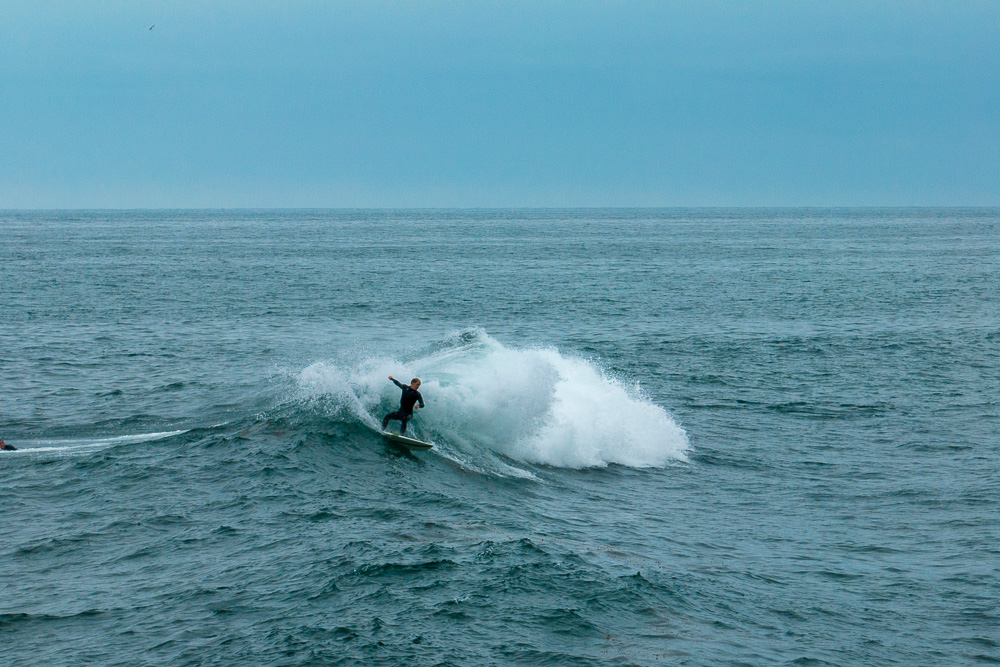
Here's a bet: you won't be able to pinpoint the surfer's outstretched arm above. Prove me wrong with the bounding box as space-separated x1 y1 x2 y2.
389 376 406 389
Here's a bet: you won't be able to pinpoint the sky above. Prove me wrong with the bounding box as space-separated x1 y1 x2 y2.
1 1 998 207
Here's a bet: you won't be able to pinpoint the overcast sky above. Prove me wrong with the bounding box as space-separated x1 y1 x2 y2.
2 1 998 207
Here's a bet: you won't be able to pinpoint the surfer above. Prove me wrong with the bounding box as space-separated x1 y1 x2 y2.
381 376 424 435
0 439 15 451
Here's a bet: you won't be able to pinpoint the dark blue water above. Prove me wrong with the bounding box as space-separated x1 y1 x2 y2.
2 209 998 665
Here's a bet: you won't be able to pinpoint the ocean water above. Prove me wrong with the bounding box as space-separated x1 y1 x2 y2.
1 208 997 666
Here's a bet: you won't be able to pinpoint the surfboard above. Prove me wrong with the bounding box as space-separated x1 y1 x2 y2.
380 431 433 450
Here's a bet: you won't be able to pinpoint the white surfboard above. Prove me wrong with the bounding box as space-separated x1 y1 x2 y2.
381 431 433 450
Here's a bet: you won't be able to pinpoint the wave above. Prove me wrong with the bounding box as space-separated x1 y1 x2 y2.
297 330 688 470
4 430 188 456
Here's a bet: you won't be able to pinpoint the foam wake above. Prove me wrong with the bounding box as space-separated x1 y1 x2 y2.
5 431 188 456
297 330 688 469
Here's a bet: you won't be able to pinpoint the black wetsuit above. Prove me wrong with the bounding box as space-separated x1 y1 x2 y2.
382 379 425 435
0 443 15 451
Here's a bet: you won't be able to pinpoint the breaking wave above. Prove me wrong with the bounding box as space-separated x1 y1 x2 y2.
297 330 688 470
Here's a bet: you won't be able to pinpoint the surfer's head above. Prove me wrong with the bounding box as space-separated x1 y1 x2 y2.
410 378 421 389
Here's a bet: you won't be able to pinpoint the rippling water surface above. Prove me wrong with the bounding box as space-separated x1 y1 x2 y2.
2 209 998 665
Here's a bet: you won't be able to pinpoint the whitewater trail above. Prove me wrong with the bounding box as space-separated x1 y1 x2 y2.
297 330 689 473
4 431 188 457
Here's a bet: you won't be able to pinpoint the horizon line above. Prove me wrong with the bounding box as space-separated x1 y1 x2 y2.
3 205 999 212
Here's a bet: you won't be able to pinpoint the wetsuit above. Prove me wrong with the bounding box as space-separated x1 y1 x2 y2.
382 379 425 435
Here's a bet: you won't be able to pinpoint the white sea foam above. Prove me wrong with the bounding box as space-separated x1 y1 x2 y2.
298 330 688 469
6 430 187 456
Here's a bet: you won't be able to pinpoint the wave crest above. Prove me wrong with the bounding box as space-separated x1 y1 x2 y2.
298 330 688 469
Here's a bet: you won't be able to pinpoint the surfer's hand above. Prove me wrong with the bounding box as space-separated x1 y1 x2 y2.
388 376 393 380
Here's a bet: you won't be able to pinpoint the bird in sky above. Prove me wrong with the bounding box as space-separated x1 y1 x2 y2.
147 24 155 30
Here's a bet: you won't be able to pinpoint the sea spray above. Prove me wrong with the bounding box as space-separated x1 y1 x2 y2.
297 330 688 468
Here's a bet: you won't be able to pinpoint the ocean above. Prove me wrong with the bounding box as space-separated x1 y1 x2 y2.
1 208 997 665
